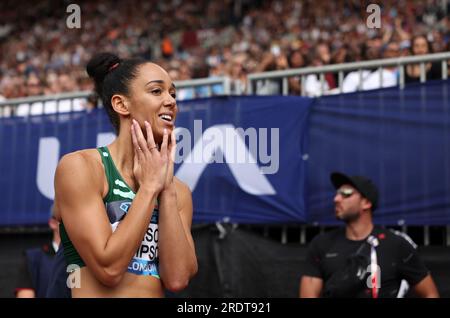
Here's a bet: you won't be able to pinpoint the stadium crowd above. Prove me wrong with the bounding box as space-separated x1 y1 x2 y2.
0 0 449 100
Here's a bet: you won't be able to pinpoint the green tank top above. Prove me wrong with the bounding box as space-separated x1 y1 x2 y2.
60 146 160 278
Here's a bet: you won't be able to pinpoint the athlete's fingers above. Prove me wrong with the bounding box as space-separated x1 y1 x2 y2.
131 121 143 161
160 128 169 160
144 121 157 151
133 147 139 169
133 119 150 155
169 128 176 162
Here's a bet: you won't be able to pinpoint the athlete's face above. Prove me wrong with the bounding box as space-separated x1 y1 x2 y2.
333 184 367 222
128 63 177 144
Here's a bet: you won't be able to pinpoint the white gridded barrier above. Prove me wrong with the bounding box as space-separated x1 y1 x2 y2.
0 76 232 117
247 52 450 96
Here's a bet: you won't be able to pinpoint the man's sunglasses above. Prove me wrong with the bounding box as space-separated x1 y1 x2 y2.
336 188 355 198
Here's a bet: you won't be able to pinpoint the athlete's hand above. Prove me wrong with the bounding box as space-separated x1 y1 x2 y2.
162 128 176 190
131 119 168 193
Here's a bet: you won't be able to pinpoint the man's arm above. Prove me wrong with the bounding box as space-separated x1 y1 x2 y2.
393 231 440 298
299 235 325 298
15 252 35 298
299 275 323 298
16 289 35 298
412 274 439 298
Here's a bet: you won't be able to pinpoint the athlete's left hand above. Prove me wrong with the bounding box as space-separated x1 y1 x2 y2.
162 128 176 190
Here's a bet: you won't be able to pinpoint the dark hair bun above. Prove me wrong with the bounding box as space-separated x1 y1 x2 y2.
86 52 121 86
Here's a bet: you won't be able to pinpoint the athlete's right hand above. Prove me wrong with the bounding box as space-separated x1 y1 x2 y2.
131 119 168 193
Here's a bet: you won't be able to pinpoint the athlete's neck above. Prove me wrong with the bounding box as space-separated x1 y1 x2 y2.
108 123 135 180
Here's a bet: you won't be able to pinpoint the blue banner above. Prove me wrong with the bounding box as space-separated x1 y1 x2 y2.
174 96 311 223
1 81 449 226
0 111 114 226
0 96 312 226
307 80 450 225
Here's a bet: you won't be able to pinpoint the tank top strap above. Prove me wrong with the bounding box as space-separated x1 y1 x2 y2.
96 146 136 202
97 146 116 201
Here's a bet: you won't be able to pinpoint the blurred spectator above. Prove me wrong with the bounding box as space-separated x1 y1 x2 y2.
84 93 99 112
303 53 329 97
255 48 289 95
361 41 400 90
161 35 174 59
405 35 442 83
448 41 450 78
316 42 336 89
339 38 382 93
209 62 227 95
0 0 448 99
43 71 61 95
58 74 79 92
303 42 340 96
287 49 307 95
15 205 60 298
229 58 248 94
26 74 43 97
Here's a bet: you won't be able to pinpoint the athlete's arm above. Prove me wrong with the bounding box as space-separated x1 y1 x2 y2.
55 152 159 287
158 130 198 292
299 275 323 298
158 178 197 292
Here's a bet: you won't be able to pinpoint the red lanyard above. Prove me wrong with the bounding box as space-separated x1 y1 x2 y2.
367 236 379 298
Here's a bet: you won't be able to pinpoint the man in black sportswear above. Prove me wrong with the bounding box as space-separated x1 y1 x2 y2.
299 172 439 298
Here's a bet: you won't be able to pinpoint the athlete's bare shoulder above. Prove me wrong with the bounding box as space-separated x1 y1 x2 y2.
173 177 192 196
57 148 103 177
172 177 192 212
63 148 102 163
55 148 106 202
